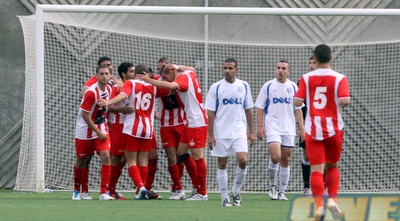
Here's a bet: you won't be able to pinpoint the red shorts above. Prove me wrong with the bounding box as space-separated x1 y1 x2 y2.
306 130 343 165
110 123 125 156
75 136 110 158
180 126 207 149
152 132 157 150
160 124 185 148
123 134 152 152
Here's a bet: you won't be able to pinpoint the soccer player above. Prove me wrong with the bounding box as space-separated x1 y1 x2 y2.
155 57 186 200
73 64 114 201
205 58 255 207
295 44 350 220
299 56 317 197
97 64 170 200
107 62 135 200
255 60 305 201
138 63 209 201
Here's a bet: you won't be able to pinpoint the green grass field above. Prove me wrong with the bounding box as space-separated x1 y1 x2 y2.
0 189 293 221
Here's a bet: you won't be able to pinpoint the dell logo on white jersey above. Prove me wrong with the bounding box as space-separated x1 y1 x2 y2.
273 97 291 104
222 98 242 105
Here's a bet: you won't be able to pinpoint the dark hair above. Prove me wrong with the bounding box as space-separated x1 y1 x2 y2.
157 57 172 64
309 56 314 60
224 58 238 67
313 44 331 63
148 67 154 74
96 64 110 74
117 62 134 79
135 64 149 75
97 56 112 66
278 59 290 69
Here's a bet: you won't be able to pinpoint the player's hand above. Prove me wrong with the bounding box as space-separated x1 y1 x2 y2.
137 71 150 82
122 104 134 114
96 99 108 107
257 127 265 141
207 135 215 150
248 133 255 147
298 127 306 142
97 131 108 141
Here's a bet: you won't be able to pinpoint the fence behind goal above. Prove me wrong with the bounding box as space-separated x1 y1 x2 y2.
15 6 400 193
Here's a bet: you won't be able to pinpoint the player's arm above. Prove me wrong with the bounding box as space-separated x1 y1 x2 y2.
294 98 304 107
206 110 216 150
245 108 255 146
295 108 305 142
79 87 89 98
82 111 107 140
256 108 265 141
97 93 127 107
109 104 134 115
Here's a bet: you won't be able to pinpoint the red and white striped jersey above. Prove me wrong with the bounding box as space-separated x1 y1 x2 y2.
75 83 111 139
158 94 185 127
295 68 350 140
121 79 170 139
172 68 208 128
109 84 128 125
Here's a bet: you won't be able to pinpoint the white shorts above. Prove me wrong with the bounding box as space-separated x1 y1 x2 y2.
267 134 295 148
211 137 248 157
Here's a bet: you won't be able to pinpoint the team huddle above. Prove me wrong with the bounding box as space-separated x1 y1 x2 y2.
72 44 350 220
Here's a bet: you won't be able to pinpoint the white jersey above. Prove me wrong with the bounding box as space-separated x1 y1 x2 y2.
255 78 302 136
205 79 253 139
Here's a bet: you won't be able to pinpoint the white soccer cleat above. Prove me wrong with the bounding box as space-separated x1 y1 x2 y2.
303 188 312 197
231 192 242 206
72 190 81 200
222 198 232 207
80 192 93 200
134 186 148 200
314 206 325 221
186 193 208 201
327 198 344 220
99 193 114 200
269 185 278 200
278 192 288 201
169 190 185 200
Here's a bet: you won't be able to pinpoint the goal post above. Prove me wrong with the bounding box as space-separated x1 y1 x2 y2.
16 4 400 193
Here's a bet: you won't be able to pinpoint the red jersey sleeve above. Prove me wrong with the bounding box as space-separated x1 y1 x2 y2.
84 76 97 87
174 73 189 92
338 76 350 98
156 86 171 98
295 77 306 100
110 85 119 99
80 90 95 112
120 80 133 97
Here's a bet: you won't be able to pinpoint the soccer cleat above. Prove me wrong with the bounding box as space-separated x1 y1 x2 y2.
327 198 344 220
278 192 288 201
80 192 93 200
314 206 325 221
222 198 232 207
169 190 185 200
303 188 312 197
186 193 208 201
269 185 278 200
231 192 242 206
134 186 148 200
188 189 197 198
99 193 114 200
72 190 81 200
112 192 126 200
147 190 162 200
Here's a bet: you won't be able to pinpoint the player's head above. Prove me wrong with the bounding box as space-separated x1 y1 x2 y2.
135 64 149 77
313 44 332 64
160 63 177 83
157 57 172 75
97 56 114 73
223 58 239 83
309 56 317 71
96 64 111 86
118 62 135 81
275 60 290 83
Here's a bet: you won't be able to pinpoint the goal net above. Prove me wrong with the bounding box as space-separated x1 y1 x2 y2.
16 6 400 193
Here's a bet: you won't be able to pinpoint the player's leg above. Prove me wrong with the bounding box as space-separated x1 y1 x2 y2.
145 134 159 198
109 123 126 199
177 128 198 195
73 138 91 200
300 140 311 196
217 157 231 206
325 131 344 219
231 138 248 206
186 126 208 200
97 136 113 200
267 135 281 200
306 134 326 219
277 135 294 201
